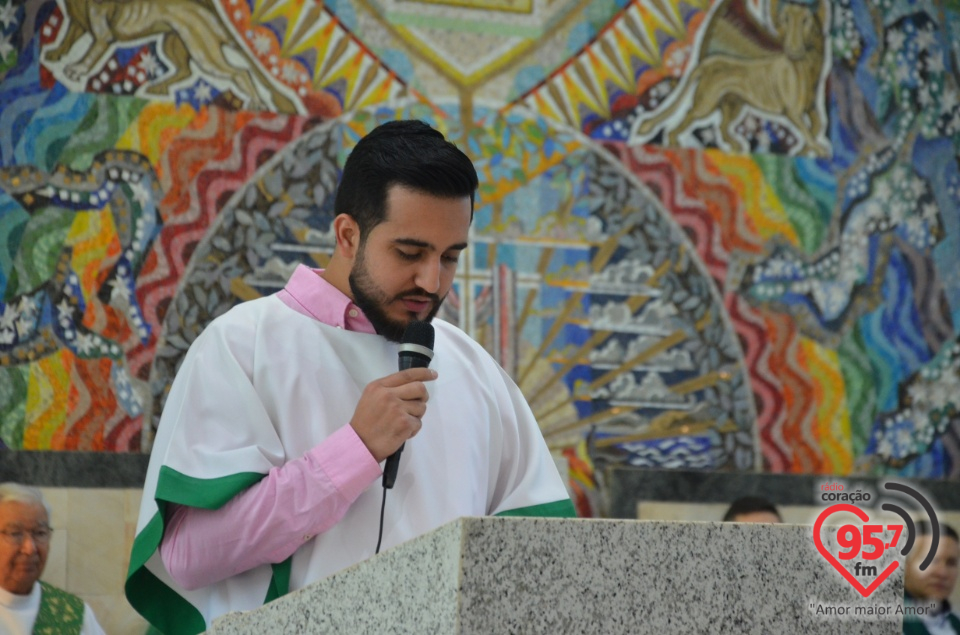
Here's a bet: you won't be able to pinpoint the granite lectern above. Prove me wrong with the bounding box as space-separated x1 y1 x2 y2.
205 516 903 634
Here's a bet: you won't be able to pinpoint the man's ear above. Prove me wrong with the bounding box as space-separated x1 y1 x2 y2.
332 214 361 260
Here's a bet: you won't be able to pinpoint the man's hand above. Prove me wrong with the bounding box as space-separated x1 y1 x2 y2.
350 367 438 462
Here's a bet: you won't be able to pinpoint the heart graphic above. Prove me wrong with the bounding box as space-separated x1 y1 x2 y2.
813 503 899 598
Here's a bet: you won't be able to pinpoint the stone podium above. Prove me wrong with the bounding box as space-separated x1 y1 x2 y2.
205 516 904 634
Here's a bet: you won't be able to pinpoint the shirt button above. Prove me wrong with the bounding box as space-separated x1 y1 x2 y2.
348 309 359 318
303 534 313 541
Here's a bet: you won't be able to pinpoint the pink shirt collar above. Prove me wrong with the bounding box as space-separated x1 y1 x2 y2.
276 264 376 334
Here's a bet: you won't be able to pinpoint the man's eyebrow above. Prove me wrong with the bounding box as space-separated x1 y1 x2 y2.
393 238 430 248
394 238 468 251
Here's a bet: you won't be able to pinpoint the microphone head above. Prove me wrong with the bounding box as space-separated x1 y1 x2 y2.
398 320 435 369
402 320 435 350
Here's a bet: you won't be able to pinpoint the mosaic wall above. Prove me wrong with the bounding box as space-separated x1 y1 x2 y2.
1 0 958 513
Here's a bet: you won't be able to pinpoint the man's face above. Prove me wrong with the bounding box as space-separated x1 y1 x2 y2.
0 501 50 595
349 185 471 342
905 535 959 602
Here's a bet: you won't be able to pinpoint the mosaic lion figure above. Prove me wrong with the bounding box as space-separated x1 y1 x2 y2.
638 0 828 156
44 0 297 113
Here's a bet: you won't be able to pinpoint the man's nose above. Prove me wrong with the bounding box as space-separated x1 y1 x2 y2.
414 257 441 294
20 535 38 554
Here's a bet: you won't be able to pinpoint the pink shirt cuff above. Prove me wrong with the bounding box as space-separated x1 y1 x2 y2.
313 423 383 499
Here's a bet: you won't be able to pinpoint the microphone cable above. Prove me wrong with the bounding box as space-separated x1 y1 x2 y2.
375 486 388 554
373 320 434 555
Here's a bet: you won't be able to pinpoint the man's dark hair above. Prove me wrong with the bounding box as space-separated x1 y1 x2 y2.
722 495 782 522
334 119 479 239
915 520 959 542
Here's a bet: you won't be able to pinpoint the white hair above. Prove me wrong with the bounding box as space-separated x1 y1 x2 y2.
0 483 52 519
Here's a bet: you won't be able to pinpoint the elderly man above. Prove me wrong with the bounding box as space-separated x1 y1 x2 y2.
0 483 105 635
904 521 960 635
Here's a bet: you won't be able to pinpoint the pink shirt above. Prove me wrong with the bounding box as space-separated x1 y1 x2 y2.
160 265 382 590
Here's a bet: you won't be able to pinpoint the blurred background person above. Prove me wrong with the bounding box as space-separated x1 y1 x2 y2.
0 483 105 635
904 521 959 635
722 495 782 523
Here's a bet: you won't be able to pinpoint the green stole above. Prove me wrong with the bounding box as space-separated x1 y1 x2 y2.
902 609 960 635
32 581 84 635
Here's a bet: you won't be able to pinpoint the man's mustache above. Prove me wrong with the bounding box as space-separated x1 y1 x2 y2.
394 289 441 304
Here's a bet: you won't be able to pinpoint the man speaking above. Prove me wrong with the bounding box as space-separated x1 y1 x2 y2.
125 119 575 634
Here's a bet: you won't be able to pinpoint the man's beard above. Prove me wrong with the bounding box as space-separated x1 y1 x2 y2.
348 248 443 343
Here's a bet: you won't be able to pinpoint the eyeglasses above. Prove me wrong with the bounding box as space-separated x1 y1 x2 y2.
0 528 53 545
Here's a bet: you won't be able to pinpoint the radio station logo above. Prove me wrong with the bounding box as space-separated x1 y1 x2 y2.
813 481 941 598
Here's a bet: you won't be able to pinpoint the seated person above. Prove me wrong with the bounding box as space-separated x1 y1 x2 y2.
0 482 105 635
904 520 959 635
722 495 782 523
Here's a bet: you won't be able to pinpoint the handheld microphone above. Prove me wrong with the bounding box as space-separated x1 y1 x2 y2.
382 320 435 489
